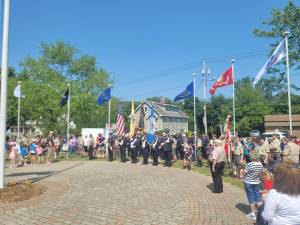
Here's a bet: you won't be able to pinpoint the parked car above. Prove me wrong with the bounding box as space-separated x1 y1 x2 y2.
250 130 260 137
262 131 287 139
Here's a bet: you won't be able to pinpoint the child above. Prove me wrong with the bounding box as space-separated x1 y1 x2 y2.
260 170 274 201
36 142 44 164
29 141 37 164
183 143 192 170
9 139 17 168
20 144 28 166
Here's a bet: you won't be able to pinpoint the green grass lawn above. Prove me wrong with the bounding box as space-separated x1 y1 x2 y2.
173 160 244 189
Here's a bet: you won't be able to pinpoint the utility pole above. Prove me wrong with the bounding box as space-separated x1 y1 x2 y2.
0 0 10 189
201 61 211 136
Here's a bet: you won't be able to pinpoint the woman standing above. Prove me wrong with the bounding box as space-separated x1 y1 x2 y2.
262 162 300 225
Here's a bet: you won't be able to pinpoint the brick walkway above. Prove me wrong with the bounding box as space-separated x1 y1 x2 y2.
1 161 255 225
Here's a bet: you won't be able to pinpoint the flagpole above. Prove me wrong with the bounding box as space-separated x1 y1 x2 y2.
284 31 293 135
231 59 236 138
192 73 197 161
17 81 21 144
201 61 208 136
0 0 10 189
66 83 71 159
108 84 112 130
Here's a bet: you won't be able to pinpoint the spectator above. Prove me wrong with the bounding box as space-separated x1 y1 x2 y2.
211 139 226 193
243 150 263 221
262 162 300 225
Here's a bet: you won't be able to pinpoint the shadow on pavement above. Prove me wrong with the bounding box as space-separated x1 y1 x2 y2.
6 171 54 177
206 183 214 191
235 203 251 214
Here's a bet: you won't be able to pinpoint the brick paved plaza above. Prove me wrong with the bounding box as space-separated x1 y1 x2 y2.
1 161 254 225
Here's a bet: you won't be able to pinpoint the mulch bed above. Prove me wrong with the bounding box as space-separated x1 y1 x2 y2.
0 181 47 204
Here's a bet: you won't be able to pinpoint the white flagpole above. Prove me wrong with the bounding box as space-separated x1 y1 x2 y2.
192 73 197 161
17 81 21 144
108 84 112 130
231 59 236 137
284 31 293 135
66 83 71 159
0 0 10 189
201 61 208 136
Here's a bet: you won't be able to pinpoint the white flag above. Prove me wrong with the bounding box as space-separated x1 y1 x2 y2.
253 39 285 85
14 84 25 98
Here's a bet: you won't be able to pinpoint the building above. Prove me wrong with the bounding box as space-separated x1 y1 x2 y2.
133 101 189 134
264 114 300 137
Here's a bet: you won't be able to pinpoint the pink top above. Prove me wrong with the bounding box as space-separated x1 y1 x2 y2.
36 146 44 155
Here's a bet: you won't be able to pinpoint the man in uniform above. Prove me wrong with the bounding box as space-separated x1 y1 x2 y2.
161 130 173 167
176 130 184 160
141 133 150 165
211 139 226 193
130 134 138 163
151 134 160 166
107 133 115 161
282 136 300 166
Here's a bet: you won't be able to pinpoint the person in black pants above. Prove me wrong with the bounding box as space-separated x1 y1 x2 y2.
88 134 94 160
176 131 184 160
107 133 115 162
151 136 160 166
130 135 138 163
161 131 173 167
211 140 226 193
119 136 127 163
141 134 150 165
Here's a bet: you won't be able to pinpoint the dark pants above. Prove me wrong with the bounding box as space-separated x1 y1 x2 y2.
108 147 113 161
88 146 93 160
176 146 184 160
131 147 137 163
214 162 225 193
209 160 216 189
84 146 88 152
164 150 172 167
152 150 159 165
120 147 126 162
142 148 149 164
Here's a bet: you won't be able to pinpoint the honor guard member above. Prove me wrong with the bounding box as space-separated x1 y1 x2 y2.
119 136 127 163
161 130 173 167
176 130 185 160
141 134 150 165
107 133 115 161
151 134 160 166
130 135 138 163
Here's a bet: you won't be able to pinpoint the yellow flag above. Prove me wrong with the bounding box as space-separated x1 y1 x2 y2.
130 99 135 138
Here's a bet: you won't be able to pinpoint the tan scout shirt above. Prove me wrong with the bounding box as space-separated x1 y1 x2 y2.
283 142 300 164
258 142 270 156
212 146 226 163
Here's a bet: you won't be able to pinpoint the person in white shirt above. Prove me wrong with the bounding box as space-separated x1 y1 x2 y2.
262 162 300 225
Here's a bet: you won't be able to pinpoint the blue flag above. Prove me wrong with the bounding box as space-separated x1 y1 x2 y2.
174 81 194 101
147 106 155 144
97 87 111 105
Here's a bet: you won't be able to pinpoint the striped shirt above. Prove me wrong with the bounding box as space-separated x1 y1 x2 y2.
244 161 263 184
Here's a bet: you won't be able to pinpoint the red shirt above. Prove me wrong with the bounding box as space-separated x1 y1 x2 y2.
263 179 273 191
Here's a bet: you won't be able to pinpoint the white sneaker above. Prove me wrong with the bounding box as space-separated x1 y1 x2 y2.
246 213 256 220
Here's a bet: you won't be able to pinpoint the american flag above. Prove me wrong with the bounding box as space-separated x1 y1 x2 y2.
116 104 125 136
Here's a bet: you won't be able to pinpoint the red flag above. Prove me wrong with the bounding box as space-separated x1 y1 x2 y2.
224 115 231 159
209 66 233 95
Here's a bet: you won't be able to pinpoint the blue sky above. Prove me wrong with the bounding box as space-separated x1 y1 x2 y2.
5 0 299 100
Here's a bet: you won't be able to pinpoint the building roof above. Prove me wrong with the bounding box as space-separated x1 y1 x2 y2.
135 101 189 119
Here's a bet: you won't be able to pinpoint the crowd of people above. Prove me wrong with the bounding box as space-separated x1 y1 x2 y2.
4 129 300 224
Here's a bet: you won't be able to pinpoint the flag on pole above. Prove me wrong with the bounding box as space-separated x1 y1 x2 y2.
209 67 233 95
138 105 145 129
174 81 194 101
129 100 135 138
147 106 155 144
14 84 24 98
59 89 69 108
97 87 111 105
116 104 125 136
224 115 231 160
253 39 285 85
